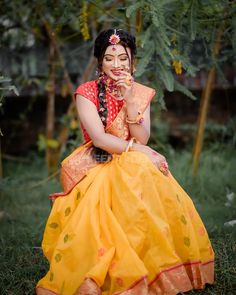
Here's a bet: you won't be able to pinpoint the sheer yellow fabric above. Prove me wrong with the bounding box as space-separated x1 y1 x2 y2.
37 150 214 295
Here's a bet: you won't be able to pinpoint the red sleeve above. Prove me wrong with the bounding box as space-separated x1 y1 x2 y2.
74 81 99 108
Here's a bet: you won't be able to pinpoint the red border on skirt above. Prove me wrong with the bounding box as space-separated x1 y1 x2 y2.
36 259 214 295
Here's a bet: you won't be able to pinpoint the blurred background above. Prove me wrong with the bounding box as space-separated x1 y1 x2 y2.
0 1 235 294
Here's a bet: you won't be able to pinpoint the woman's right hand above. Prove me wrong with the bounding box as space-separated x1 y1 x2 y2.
131 143 169 176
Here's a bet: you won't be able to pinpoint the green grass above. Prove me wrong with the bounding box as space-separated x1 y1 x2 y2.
0 146 235 294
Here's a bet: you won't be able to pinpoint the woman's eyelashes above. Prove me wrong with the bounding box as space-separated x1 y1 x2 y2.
104 56 128 62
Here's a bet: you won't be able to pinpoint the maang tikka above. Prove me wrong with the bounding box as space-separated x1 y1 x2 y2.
109 29 120 51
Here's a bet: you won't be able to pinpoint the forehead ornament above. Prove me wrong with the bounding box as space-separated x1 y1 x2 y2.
109 29 120 51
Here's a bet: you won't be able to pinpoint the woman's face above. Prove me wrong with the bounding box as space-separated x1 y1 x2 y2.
102 44 131 80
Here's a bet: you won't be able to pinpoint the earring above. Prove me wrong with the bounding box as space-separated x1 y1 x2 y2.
99 71 105 78
96 68 104 78
132 67 136 76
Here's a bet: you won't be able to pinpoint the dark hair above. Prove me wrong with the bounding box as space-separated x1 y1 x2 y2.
92 29 137 163
94 29 137 74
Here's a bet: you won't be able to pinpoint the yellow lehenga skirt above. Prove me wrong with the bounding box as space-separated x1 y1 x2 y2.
36 150 214 295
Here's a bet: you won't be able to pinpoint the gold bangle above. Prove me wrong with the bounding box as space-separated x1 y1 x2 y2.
126 111 144 124
125 137 135 152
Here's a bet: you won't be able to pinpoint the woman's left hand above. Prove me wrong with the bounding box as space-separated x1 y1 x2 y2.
132 143 169 176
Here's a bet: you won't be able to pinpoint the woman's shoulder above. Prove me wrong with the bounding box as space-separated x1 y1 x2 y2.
74 80 98 106
75 80 97 94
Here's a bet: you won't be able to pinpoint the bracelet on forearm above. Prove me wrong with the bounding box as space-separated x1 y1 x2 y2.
125 137 136 152
126 111 144 125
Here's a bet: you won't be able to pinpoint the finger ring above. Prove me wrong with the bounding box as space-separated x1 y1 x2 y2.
159 161 169 174
125 76 132 86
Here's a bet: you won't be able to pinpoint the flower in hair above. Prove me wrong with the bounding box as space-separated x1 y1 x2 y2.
109 33 120 45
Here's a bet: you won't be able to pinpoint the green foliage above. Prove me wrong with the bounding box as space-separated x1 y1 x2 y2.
156 60 175 92
126 2 143 18
149 118 173 155
0 76 19 109
127 0 235 105
178 118 236 148
37 134 60 151
0 0 84 93
1 0 235 105
174 80 197 100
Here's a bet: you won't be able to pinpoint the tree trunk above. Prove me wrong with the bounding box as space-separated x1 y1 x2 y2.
46 28 59 175
192 29 223 176
136 9 142 33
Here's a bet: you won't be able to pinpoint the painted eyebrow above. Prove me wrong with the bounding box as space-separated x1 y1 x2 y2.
104 53 128 57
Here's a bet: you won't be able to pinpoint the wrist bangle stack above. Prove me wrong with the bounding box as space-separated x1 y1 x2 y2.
126 111 144 125
125 137 136 152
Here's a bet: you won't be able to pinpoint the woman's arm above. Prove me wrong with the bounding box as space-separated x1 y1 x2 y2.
126 103 150 145
115 71 151 145
76 94 130 154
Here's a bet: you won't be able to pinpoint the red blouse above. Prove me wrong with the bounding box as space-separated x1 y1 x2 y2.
75 80 124 142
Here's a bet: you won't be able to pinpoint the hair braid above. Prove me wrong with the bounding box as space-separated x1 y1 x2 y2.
97 79 108 127
91 77 112 163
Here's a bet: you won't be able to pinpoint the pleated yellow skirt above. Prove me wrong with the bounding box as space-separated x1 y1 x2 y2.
36 151 214 295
